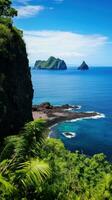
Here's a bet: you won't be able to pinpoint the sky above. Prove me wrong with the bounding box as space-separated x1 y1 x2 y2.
13 0 112 66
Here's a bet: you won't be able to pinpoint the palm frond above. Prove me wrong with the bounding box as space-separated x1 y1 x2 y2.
0 119 49 162
15 119 49 160
16 158 51 188
0 159 9 172
0 173 15 194
22 119 48 141
0 136 16 161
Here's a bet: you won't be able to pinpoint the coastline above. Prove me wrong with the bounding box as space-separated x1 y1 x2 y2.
32 102 105 128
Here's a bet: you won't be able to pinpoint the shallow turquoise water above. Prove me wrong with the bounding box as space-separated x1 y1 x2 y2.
31 67 112 160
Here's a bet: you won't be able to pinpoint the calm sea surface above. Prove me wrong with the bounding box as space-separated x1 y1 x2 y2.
31 67 112 160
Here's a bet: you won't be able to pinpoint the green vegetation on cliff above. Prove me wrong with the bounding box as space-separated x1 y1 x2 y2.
0 0 33 136
0 119 112 200
0 119 50 199
38 139 112 200
0 0 17 26
34 56 67 70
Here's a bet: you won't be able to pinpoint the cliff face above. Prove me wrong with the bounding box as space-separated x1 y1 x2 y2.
34 56 67 70
78 61 89 70
0 24 33 136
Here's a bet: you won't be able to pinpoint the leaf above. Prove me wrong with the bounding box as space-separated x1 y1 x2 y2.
16 158 50 188
0 173 14 194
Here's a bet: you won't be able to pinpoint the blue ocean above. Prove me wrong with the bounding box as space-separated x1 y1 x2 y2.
31 67 112 160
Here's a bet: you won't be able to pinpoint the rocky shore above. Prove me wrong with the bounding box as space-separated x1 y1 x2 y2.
32 102 100 127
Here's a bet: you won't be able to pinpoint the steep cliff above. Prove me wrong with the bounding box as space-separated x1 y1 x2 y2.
0 24 33 136
34 56 67 70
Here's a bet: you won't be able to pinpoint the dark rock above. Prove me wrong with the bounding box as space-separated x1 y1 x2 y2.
61 104 70 109
32 103 100 128
0 24 33 136
34 56 67 70
39 102 53 110
32 102 53 112
78 61 89 70
61 104 79 109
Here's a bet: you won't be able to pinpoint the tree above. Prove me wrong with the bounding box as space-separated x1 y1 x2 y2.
0 0 17 26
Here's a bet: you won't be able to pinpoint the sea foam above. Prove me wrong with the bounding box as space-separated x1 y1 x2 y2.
76 105 82 110
64 105 82 111
62 132 76 139
68 112 105 122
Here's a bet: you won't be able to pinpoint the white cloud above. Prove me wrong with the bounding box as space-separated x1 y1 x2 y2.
23 30 108 65
16 5 45 18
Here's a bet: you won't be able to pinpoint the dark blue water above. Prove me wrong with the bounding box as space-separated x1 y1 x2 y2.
31 67 112 160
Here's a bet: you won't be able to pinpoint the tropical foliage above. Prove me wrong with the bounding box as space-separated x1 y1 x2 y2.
0 0 17 26
37 138 112 200
0 122 112 199
0 119 50 199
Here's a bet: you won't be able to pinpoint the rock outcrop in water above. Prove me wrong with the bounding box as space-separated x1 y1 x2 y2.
32 103 99 127
34 56 67 70
78 61 89 70
0 24 33 136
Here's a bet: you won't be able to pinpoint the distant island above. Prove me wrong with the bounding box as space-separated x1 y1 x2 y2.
78 61 89 70
34 56 67 70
